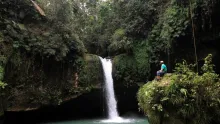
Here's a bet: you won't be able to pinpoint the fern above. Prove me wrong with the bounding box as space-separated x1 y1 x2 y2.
137 54 220 124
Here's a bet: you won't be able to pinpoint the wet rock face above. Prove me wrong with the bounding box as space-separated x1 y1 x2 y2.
0 0 103 111
3 86 142 124
115 86 142 117
3 54 103 112
112 54 150 87
3 89 105 124
4 54 77 111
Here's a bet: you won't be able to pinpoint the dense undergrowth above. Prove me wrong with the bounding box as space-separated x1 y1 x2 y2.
0 0 220 116
113 42 150 87
138 54 220 124
111 0 220 85
0 0 102 112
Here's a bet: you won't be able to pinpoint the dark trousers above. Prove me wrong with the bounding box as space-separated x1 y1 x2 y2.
157 71 165 77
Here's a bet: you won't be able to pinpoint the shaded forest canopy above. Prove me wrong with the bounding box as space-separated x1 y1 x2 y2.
0 0 220 115
1 0 220 71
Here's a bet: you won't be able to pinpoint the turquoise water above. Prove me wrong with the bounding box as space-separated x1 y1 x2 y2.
44 118 149 124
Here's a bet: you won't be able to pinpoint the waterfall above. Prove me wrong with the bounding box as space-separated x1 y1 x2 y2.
99 57 120 119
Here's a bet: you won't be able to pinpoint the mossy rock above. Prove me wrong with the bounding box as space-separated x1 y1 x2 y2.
138 69 220 124
3 53 99 111
2 53 103 112
112 53 150 87
0 0 91 112
78 54 103 88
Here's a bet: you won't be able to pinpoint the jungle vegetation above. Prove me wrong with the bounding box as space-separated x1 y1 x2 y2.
0 0 220 120
137 54 220 124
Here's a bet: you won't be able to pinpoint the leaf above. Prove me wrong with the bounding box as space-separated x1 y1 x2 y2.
161 97 169 102
180 88 187 96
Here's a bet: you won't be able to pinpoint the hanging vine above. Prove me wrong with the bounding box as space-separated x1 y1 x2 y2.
189 0 198 72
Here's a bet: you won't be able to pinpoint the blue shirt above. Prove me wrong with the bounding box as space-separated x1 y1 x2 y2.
161 64 167 72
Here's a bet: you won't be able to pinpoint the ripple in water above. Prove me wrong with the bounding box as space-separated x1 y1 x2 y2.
100 117 134 123
42 117 148 124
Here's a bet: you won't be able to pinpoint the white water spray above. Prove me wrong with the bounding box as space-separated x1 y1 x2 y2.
99 57 120 119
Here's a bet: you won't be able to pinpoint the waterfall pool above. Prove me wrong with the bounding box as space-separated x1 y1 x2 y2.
43 118 149 124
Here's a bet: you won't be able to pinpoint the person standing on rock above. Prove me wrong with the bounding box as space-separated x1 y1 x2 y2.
156 61 167 80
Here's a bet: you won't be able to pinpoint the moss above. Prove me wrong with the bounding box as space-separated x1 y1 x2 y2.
113 54 137 87
4 53 89 110
0 0 90 111
112 42 150 87
2 52 103 111
137 55 220 124
147 0 189 63
78 54 103 88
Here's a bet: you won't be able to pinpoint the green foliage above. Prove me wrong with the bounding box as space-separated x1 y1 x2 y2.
133 42 150 79
113 54 138 86
138 54 220 124
0 0 42 21
112 28 125 41
0 0 93 109
193 0 219 29
0 0 219 111
108 37 133 55
0 81 7 90
147 0 220 63
0 66 7 90
113 42 150 86
78 54 103 88
121 0 168 37
147 0 189 63
0 66 4 81
81 0 170 55
201 54 215 73
0 0 86 61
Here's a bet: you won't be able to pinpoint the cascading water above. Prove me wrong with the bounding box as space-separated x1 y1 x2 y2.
99 57 120 119
42 57 148 124
99 57 135 123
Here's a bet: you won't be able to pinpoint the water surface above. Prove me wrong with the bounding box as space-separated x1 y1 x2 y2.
44 118 148 124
